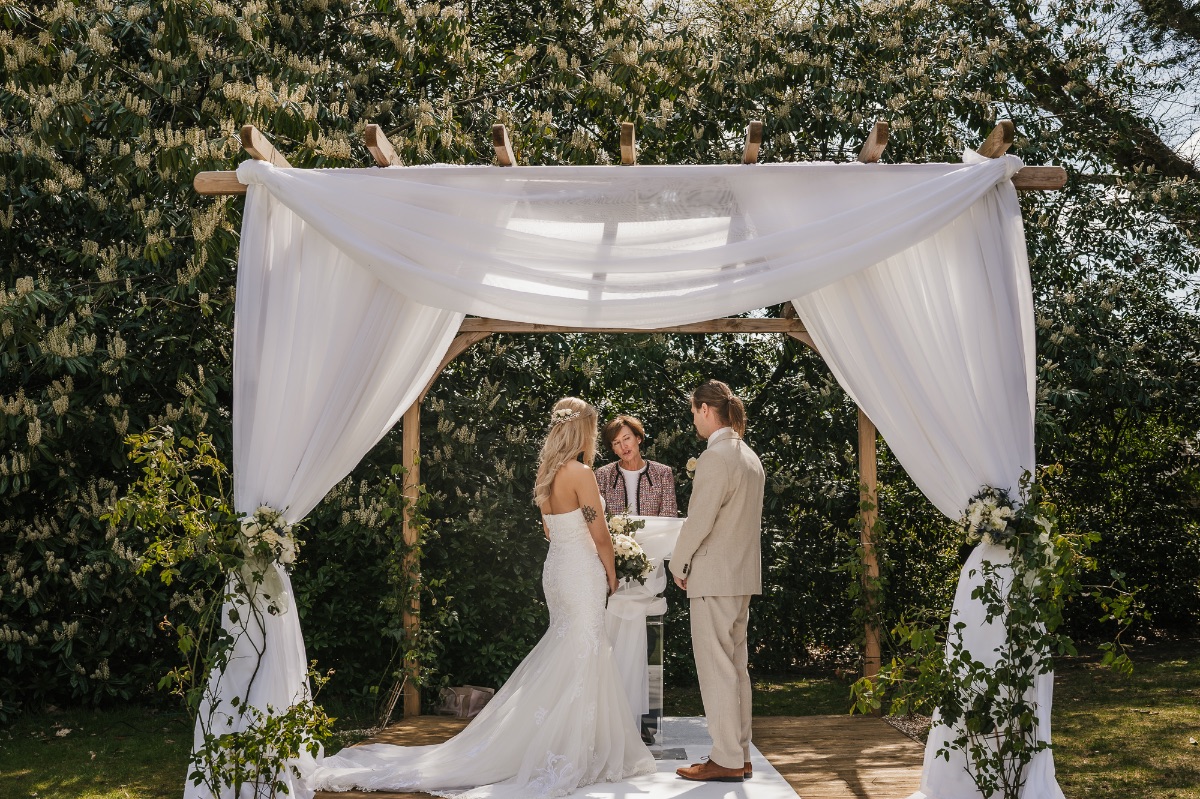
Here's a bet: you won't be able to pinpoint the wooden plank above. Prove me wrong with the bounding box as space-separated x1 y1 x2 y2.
193 171 247 195
456 317 812 334
620 121 636 165
492 124 515 166
1012 164 1067 190
858 408 880 680
857 120 890 164
366 123 402 167
743 120 763 164
240 124 292 167
978 119 1015 159
314 715 924 799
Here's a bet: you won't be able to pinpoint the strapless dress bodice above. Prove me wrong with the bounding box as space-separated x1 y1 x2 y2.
543 508 594 546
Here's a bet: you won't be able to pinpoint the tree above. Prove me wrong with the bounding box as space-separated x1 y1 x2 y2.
1 0 1196 717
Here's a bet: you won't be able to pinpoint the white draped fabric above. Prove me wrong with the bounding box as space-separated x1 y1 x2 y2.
791 152 1058 797
202 153 1056 798
185 185 463 799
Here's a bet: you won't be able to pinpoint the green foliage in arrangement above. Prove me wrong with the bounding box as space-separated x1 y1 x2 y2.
1 0 1197 720
852 471 1140 799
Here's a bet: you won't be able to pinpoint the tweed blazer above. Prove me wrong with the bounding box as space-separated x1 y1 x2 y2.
595 459 678 517
668 428 765 597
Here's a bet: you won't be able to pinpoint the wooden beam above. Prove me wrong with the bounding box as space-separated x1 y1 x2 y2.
419 332 492 402
1012 165 1067 190
492 124 515 166
742 120 763 164
240 124 292 168
193 171 247 195
401 402 422 718
620 122 636 165
786 330 818 353
858 408 881 681
978 119 1015 159
366 124 402 167
191 160 1070 196
457 317 812 334
857 120 890 164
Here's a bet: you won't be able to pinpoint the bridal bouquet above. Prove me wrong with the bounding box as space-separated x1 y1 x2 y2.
607 513 652 584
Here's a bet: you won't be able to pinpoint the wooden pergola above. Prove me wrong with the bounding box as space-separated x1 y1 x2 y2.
197 119 1066 718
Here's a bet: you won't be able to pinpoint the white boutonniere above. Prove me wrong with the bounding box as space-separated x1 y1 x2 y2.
685 457 698 480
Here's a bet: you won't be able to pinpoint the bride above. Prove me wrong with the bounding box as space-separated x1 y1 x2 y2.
306 397 656 797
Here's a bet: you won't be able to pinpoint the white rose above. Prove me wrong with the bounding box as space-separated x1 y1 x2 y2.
686 457 698 472
240 518 262 539
610 517 626 533
279 537 297 565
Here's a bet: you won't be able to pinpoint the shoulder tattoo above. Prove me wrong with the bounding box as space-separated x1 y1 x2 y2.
581 505 598 523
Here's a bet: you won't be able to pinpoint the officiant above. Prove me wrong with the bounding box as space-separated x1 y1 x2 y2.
596 415 679 517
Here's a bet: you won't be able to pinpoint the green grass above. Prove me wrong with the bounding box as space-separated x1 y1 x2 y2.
0 704 191 799
664 670 856 716
1052 639 1200 799
3 641 1196 799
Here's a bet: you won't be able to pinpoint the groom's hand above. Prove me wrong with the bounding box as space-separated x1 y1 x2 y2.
673 575 687 591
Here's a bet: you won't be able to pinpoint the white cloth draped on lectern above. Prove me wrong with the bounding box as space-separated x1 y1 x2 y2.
603 516 683 725
206 152 1055 799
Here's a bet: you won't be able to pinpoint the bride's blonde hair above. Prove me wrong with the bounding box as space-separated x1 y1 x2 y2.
532 397 598 508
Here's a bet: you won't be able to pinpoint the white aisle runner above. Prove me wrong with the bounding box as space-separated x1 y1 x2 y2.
563 717 800 799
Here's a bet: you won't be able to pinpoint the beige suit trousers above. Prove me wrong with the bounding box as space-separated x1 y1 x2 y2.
690 594 752 769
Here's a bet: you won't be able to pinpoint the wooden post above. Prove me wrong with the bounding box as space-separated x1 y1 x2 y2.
858 408 881 679
401 402 422 717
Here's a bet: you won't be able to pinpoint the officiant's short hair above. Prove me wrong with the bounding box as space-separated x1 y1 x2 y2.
603 415 646 447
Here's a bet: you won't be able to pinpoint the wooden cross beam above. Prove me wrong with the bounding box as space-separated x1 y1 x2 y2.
492 124 515 166
620 122 636 165
743 121 763 164
191 120 1068 194
857 120 889 163
366 124 402 167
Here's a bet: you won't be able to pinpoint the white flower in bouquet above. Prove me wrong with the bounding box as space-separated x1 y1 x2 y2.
609 515 628 534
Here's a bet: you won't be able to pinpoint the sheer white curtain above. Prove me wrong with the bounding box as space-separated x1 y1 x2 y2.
203 153 1056 799
792 156 1060 799
234 156 1024 328
185 185 463 799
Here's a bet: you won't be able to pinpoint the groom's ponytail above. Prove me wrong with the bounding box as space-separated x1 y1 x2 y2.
692 380 747 437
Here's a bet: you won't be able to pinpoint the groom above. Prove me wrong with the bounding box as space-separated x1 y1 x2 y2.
670 380 765 783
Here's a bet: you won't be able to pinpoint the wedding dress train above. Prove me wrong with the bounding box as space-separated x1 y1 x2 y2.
306 508 655 797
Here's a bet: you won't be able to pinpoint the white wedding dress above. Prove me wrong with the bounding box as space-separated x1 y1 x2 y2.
306 508 656 797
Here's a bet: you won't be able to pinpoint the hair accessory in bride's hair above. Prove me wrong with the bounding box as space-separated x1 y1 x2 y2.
549 407 582 428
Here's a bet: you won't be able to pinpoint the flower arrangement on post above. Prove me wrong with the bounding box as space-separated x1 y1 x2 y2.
607 512 652 584
106 427 331 797
850 468 1138 799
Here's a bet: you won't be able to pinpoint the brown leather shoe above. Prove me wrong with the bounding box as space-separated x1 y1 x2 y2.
676 760 745 782
744 760 753 779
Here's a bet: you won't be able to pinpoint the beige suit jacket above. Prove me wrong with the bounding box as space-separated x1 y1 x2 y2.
669 427 765 597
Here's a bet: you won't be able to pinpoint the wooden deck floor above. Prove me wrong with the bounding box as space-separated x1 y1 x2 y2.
313 715 924 799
